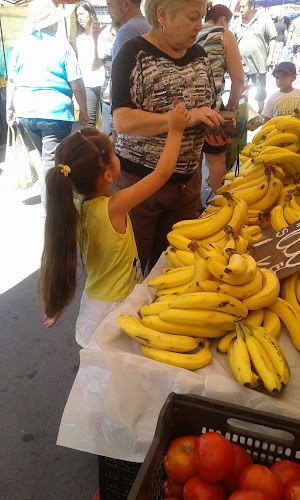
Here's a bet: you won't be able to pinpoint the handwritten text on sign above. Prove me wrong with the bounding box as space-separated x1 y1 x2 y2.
252 220 300 280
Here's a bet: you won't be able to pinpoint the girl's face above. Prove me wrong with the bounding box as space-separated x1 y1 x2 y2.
76 6 92 29
161 0 205 49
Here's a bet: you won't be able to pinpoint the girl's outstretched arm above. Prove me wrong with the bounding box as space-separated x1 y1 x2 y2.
108 104 190 223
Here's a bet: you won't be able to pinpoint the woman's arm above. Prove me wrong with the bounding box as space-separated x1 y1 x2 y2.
69 78 89 126
223 30 244 110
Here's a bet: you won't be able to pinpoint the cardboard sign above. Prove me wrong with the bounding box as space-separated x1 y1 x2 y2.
252 220 300 280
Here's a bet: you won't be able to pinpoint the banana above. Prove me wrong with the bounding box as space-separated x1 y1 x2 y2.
247 176 282 212
227 196 248 234
197 244 228 266
232 324 253 387
261 115 287 128
267 297 300 351
262 309 281 339
277 184 300 205
280 272 300 313
252 124 276 144
283 199 300 225
167 232 192 251
240 154 249 163
262 132 299 148
161 266 188 275
296 275 300 304
216 169 265 195
249 372 262 389
285 141 300 153
209 196 226 207
140 301 170 317
141 341 212 370
155 294 177 302
226 252 248 275
242 268 280 310
252 232 263 242
159 308 239 330
206 254 257 286
165 252 174 268
233 234 249 254
228 338 240 382
244 225 263 237
141 314 226 337
198 268 263 300
172 197 235 239
217 331 236 353
245 322 290 386
246 308 264 326
175 250 194 266
255 151 300 172
276 116 300 133
169 291 248 318
117 315 199 352
165 246 184 267
240 323 282 393
147 265 194 290
270 204 289 232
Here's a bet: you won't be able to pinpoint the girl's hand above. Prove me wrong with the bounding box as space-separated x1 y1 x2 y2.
91 14 105 40
168 103 191 132
189 106 226 129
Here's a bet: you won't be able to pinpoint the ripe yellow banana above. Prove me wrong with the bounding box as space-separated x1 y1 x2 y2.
245 322 290 386
232 324 253 387
248 176 282 212
230 179 270 205
280 272 300 313
232 234 249 254
277 184 300 205
148 265 194 290
226 196 248 234
141 341 212 370
216 169 265 195
263 132 299 148
207 254 257 286
172 197 235 239
262 309 281 339
245 225 262 237
176 250 194 266
217 331 236 353
240 323 282 393
296 275 300 304
242 268 280 310
255 151 300 173
140 301 170 317
246 308 264 326
198 268 263 300
118 315 199 352
270 204 289 232
252 124 276 144
267 297 300 351
160 308 239 330
167 231 192 251
217 308 263 353
141 314 226 337
197 244 228 266
283 199 300 225
226 252 248 275
169 291 248 318
276 116 300 133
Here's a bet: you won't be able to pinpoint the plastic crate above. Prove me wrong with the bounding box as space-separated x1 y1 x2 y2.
128 392 300 499
98 455 141 499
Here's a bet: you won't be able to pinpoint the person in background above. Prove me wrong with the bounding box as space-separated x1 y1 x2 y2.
111 0 231 273
288 15 300 74
75 1 110 128
6 0 88 211
38 105 190 348
195 4 244 192
106 0 150 142
273 15 288 67
231 0 277 114
262 62 300 122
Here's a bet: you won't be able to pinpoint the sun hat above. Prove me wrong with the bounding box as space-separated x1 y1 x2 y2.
272 62 297 76
27 0 66 31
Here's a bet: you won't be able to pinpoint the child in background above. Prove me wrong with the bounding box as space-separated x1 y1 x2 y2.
38 104 190 348
262 62 300 122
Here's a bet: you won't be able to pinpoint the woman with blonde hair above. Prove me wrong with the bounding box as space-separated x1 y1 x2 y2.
111 0 231 273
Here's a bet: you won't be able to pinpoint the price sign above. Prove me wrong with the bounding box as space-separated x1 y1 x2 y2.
252 220 300 280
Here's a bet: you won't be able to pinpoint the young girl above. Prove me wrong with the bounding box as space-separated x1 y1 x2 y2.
38 103 190 348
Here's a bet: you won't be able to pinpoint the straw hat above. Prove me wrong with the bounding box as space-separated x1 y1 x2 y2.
27 0 66 31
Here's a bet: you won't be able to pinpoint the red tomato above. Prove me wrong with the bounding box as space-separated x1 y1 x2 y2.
228 490 275 500
193 431 235 483
284 479 300 500
239 464 284 500
223 444 253 493
271 460 300 487
163 477 184 498
164 436 197 485
183 475 226 500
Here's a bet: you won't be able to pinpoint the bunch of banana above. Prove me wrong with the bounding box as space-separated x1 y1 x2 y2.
217 308 281 353
170 193 248 244
270 190 300 232
280 272 300 316
227 321 290 393
267 297 300 351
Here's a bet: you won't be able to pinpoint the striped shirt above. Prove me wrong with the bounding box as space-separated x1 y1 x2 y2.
196 24 226 108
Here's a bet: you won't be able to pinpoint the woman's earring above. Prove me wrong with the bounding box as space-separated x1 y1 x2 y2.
159 20 165 34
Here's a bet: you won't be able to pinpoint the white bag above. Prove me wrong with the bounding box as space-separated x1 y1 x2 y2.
4 125 38 189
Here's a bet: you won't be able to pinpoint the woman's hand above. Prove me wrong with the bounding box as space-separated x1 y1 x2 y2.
189 106 226 129
203 132 232 147
91 14 105 40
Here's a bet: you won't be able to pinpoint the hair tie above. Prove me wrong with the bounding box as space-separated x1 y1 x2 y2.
58 164 71 177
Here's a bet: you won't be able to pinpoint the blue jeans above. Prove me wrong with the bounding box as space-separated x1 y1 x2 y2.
19 118 72 208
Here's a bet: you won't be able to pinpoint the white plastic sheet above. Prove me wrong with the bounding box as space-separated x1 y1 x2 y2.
57 255 300 462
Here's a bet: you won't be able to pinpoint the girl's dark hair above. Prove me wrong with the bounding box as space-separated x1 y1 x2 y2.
205 4 233 24
38 127 113 319
75 1 97 36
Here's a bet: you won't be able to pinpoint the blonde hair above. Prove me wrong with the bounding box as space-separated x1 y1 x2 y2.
144 0 206 28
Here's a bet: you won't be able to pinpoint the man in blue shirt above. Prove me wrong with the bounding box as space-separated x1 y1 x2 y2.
6 0 88 210
105 0 149 141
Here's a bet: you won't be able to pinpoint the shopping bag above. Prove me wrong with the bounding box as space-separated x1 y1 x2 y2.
4 124 38 189
244 102 264 131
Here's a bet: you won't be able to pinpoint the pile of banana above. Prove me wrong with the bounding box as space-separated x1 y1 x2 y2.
218 112 300 232
228 321 290 393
